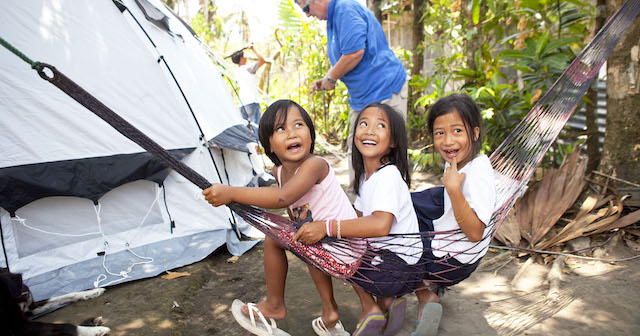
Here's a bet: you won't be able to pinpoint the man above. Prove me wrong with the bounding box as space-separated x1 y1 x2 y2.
231 45 266 129
295 0 408 182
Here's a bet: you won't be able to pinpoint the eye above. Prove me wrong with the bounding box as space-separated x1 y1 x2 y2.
434 131 444 136
359 121 367 127
454 128 464 133
275 126 285 132
295 122 304 127
377 123 386 128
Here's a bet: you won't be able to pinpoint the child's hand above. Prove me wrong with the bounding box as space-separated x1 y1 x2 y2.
202 184 232 207
292 221 326 245
442 157 466 191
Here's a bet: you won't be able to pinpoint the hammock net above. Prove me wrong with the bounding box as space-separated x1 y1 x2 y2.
2 0 639 297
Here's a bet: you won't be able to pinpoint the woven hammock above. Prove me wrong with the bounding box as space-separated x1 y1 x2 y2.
2 0 639 297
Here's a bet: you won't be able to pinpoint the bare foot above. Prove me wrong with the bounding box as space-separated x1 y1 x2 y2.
240 300 287 320
415 289 440 320
358 304 383 324
320 309 340 328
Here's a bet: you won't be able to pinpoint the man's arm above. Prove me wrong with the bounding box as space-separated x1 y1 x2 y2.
311 49 364 93
246 45 266 68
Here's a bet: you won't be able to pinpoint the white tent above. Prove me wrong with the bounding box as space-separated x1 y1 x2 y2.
0 0 264 301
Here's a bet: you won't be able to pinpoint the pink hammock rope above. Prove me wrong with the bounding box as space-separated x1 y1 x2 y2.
227 0 640 295
3 0 639 297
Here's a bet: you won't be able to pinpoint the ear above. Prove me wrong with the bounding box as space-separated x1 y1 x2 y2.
473 127 480 141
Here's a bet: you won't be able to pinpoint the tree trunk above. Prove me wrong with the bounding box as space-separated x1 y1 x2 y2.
600 0 640 184
367 0 383 24
585 0 607 173
409 0 426 112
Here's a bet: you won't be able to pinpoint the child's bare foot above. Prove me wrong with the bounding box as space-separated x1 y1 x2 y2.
415 288 440 320
320 309 340 328
241 300 287 320
358 303 383 323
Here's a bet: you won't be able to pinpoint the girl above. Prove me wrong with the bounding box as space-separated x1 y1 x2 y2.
293 103 421 336
411 93 496 335
203 100 363 336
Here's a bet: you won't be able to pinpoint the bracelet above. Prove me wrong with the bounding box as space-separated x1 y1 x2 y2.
325 75 336 84
325 220 331 237
454 202 470 221
456 203 471 224
337 220 342 239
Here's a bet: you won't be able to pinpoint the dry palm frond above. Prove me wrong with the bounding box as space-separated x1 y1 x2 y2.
514 149 587 248
536 185 624 250
494 210 521 246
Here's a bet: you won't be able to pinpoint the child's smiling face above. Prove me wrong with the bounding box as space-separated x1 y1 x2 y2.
433 109 479 169
269 106 312 165
355 106 393 171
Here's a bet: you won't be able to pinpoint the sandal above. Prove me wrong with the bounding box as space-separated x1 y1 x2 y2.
231 299 291 336
312 316 350 336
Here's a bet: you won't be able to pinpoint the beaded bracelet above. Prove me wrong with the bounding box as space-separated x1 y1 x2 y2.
336 220 342 239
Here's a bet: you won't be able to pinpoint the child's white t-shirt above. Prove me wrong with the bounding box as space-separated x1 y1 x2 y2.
354 164 422 265
432 155 496 264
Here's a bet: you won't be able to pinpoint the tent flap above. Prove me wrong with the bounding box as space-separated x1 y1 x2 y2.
0 148 194 216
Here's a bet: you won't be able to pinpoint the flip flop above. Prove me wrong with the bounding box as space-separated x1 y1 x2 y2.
353 312 386 336
411 302 442 336
231 299 291 336
311 316 350 336
382 297 407 336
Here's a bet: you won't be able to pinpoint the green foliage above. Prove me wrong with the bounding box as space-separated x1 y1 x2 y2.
408 0 595 171
273 0 351 143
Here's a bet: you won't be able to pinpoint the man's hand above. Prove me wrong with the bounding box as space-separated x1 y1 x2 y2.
310 77 336 93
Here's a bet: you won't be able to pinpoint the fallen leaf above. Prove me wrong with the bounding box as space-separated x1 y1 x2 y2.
227 256 240 264
161 271 191 280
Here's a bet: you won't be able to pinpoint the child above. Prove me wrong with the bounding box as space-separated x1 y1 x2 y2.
293 103 421 336
203 99 362 336
411 93 496 336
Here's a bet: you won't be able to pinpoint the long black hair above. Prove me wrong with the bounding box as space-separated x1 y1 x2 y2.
351 103 410 195
427 93 483 158
258 99 316 166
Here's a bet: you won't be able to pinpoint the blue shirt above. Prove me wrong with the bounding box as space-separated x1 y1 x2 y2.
327 0 407 111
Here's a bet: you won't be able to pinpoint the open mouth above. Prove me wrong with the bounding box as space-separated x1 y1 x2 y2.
362 139 377 147
287 143 302 151
443 149 459 158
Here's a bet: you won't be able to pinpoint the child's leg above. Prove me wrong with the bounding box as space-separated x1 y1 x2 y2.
414 285 440 320
352 285 383 322
241 236 288 319
307 265 340 327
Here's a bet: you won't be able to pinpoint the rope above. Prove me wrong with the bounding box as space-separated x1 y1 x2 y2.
1 0 639 296
0 36 42 71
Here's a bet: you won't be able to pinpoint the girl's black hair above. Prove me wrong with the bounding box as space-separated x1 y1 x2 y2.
351 103 410 195
258 99 316 166
427 93 483 157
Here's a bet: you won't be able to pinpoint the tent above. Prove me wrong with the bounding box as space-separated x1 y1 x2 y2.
0 0 264 301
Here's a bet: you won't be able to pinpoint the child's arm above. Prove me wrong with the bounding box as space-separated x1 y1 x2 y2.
291 211 394 244
443 158 485 242
202 156 328 209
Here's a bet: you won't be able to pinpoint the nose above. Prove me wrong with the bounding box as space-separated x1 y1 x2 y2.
443 132 454 145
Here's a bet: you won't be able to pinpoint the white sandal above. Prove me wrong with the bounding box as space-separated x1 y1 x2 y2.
312 316 350 336
231 299 291 336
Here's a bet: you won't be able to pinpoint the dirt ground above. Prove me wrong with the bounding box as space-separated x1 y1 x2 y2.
36 155 640 335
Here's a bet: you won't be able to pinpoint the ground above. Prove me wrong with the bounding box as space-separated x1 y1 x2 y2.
36 155 640 335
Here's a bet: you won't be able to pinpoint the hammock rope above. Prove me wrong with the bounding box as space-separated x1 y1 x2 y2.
2 0 639 296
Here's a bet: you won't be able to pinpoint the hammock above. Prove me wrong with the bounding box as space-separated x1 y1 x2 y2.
2 0 639 297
